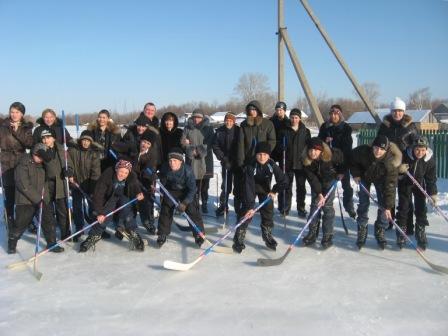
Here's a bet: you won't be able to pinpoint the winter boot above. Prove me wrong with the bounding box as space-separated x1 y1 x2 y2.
303 222 319 246
321 234 333 249
128 230 145 251
101 231 111 239
406 222 415 235
232 228 246 253
28 222 37 234
347 209 357 219
261 227 277 251
142 221 156 235
201 203 208 214
73 230 84 243
215 204 227 217
395 225 407 249
194 234 205 248
415 225 427 250
356 225 368 249
374 223 387 250
157 234 167 248
7 237 18 254
115 229 124 240
47 242 65 253
79 235 101 253
297 207 308 218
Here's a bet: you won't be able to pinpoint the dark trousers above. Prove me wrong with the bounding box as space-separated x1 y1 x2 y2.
219 166 234 207
11 204 56 244
233 170 244 216
308 188 336 236
157 190 204 237
196 178 210 204
356 181 389 229
3 185 15 221
47 180 70 239
397 183 428 230
138 190 155 226
89 194 135 236
72 188 94 232
279 169 307 212
240 193 274 231
341 170 354 212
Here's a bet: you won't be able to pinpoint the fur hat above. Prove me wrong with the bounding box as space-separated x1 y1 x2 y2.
255 141 271 155
372 135 390 150
307 137 324 151
168 147 184 162
115 159 133 172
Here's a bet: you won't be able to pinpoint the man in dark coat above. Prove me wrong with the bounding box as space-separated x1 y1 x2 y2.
318 104 355 218
302 138 344 249
277 108 311 217
156 148 205 248
350 135 403 249
212 112 239 216
233 142 287 253
8 144 63 253
270 101 291 163
396 136 437 250
0 102 34 229
79 159 144 252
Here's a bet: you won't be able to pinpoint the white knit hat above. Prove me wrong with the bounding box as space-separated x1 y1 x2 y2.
390 97 406 111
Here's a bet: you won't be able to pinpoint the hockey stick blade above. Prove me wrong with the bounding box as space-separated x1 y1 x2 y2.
34 270 43 281
174 222 219 234
163 256 204 271
204 241 233 254
416 249 448 274
257 248 292 267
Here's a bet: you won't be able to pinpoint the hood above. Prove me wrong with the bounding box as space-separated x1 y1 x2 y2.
160 112 179 133
36 116 63 127
406 147 433 162
302 142 332 166
186 115 210 130
382 114 413 128
245 100 263 117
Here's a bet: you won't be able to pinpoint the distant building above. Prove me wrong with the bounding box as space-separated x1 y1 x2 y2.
347 108 439 130
433 103 448 124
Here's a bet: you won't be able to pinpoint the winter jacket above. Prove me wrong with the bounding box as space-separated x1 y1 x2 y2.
43 143 75 199
68 141 102 195
32 117 74 146
277 123 311 171
88 121 122 171
14 154 49 205
302 143 344 195
0 117 34 186
181 117 214 179
318 120 353 158
242 158 288 210
92 167 142 216
270 114 291 162
237 101 276 167
400 147 437 196
160 112 183 162
377 114 418 152
122 125 162 167
134 112 159 128
349 142 402 209
158 162 197 205
131 150 158 189
212 124 240 170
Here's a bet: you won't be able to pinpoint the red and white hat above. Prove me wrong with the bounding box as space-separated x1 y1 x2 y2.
115 159 133 172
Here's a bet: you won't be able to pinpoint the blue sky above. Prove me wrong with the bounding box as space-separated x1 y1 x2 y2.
1 0 447 116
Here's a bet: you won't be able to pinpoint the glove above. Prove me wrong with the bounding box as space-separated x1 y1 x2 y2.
62 168 73 178
176 202 187 213
353 176 361 184
398 164 409 174
221 157 232 170
430 195 438 207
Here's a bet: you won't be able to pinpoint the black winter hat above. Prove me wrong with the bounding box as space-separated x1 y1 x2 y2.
275 101 287 110
10 102 26 115
40 127 56 139
32 143 52 162
140 130 156 144
307 137 324 151
245 100 262 115
79 130 94 142
192 108 205 118
289 108 302 118
135 114 150 126
372 135 390 150
413 135 429 149
168 147 184 162
255 141 271 155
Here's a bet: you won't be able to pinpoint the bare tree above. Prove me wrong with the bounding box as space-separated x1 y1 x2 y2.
356 82 380 109
408 87 432 110
233 72 277 114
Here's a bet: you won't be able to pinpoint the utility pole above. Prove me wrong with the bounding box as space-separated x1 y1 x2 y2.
277 0 285 102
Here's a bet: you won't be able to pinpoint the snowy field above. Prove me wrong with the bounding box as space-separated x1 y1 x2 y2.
0 125 447 335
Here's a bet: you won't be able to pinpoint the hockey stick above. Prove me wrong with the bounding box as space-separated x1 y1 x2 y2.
6 197 138 270
257 182 337 267
405 171 448 224
336 184 349 235
33 187 45 280
359 182 448 274
156 179 231 254
164 197 272 271
61 110 74 237
282 136 287 228
223 168 228 229
0 148 9 230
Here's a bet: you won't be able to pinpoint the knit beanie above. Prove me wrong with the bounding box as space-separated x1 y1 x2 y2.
255 141 271 155
115 159 133 172
307 137 324 151
372 135 390 150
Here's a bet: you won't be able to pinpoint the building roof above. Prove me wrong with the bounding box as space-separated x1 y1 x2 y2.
347 108 432 124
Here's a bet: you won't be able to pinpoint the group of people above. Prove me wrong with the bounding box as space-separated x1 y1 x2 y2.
0 96 438 257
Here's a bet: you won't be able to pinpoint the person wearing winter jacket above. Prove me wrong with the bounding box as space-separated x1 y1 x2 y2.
160 112 183 162
156 148 205 248
212 112 239 217
318 104 356 218
87 109 122 172
181 109 214 213
39 127 75 241
350 135 402 249
0 102 34 229
79 160 144 252
270 101 291 163
302 137 344 249
232 142 287 253
396 136 437 250
8 144 64 253
32 108 73 146
276 108 311 217
68 130 102 241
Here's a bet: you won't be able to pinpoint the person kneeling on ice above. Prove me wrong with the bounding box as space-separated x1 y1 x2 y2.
302 137 344 249
79 159 145 252
156 148 205 248
349 135 402 249
8 144 63 253
396 136 437 250
233 142 287 253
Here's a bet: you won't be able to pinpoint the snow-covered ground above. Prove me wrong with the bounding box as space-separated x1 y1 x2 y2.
0 126 447 335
